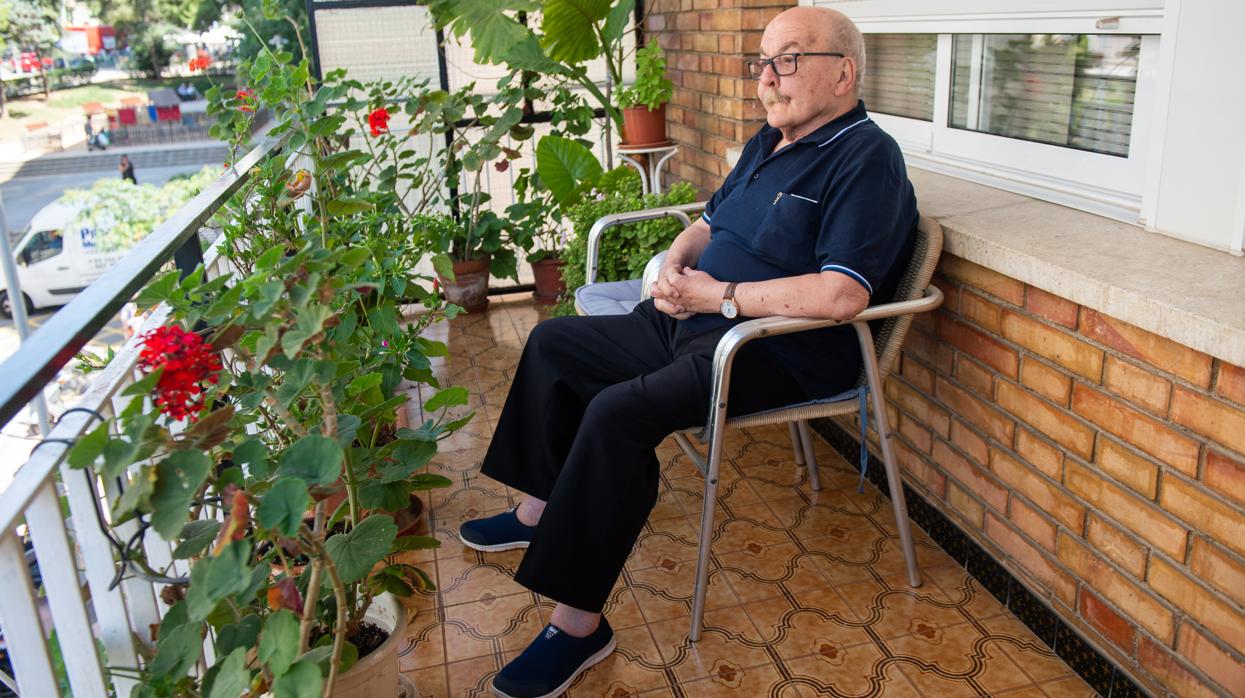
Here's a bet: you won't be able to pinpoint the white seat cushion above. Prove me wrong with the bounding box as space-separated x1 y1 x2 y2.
574 280 645 316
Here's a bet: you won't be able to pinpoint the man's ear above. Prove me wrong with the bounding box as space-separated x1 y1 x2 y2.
832 57 858 98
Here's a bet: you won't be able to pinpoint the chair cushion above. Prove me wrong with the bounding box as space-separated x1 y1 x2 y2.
575 280 644 316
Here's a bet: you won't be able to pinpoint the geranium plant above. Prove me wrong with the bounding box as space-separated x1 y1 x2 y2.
67 38 473 698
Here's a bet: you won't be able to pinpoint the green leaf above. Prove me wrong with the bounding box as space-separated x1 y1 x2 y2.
540 0 611 64
257 478 312 537
215 616 261 658
255 246 283 270
602 0 635 44
501 34 567 74
339 246 371 270
173 519 221 559
148 618 203 679
273 660 323 698
430 0 535 64
431 253 455 281
121 368 163 398
275 359 317 405
259 610 301 677
282 305 334 358
393 535 441 553
535 136 603 207
232 437 270 478
277 435 343 486
136 270 180 307
424 386 470 413
325 515 398 584
325 197 375 216
186 542 253 622
150 451 212 539
67 423 108 469
101 436 143 479
206 647 249 698
346 373 383 397
380 439 438 483
357 478 414 511
408 473 455 491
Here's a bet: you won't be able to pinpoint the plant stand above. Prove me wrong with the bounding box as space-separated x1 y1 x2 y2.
617 143 679 195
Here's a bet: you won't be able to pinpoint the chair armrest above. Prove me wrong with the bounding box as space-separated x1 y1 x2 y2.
639 251 669 302
586 202 707 285
700 285 944 437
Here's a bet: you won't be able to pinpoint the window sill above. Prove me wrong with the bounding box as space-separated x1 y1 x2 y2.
910 168 1245 367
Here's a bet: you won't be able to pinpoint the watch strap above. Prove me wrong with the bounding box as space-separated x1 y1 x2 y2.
723 282 739 302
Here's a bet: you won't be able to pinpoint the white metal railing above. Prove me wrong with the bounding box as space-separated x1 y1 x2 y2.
0 137 283 697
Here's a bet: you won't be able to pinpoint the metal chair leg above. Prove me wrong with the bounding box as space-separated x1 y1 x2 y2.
688 449 720 643
856 324 921 588
788 421 805 466
796 420 821 491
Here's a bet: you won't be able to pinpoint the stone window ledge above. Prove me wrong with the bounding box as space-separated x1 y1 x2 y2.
909 168 1245 368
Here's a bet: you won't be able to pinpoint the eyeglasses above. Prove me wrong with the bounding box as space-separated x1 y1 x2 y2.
746 52 845 79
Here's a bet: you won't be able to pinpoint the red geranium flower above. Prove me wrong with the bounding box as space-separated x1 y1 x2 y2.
138 325 223 421
368 107 391 137
188 55 212 71
235 88 256 113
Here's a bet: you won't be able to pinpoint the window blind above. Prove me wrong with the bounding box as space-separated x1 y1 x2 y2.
950 34 1140 157
862 34 937 121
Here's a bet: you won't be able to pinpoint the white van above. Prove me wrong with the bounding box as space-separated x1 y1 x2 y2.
2 199 128 318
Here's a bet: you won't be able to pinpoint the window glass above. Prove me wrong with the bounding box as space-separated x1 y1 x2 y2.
862 34 937 121
950 34 1140 156
21 230 64 264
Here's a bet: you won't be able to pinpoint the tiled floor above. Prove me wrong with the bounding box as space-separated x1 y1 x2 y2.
396 295 1095 697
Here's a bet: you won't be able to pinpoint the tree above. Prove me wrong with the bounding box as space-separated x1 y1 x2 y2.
231 0 305 65
1 0 58 99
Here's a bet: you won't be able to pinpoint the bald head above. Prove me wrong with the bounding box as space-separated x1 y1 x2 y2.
766 7 866 94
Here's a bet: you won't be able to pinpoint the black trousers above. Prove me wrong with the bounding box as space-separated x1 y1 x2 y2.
479 300 811 613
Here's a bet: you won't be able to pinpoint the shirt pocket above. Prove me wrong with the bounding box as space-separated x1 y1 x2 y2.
750 193 820 271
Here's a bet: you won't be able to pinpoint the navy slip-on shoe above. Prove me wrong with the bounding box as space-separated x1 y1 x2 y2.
492 619 616 698
459 507 536 552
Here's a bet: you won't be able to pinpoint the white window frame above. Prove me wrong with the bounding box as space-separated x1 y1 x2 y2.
849 10 1164 223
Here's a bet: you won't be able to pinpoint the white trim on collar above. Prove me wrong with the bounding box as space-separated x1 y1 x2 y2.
817 117 872 148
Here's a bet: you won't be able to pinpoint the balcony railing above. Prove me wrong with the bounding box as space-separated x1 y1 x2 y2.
0 135 284 697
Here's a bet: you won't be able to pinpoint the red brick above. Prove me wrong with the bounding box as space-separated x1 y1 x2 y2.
898 413 932 454
675 12 699 30
1065 461 1188 559
1216 362 1245 406
1103 355 1172 415
1010 497 1057 550
1095 436 1160 499
1056 534 1174 642
1079 589 1136 649
1087 514 1147 578
1161 475 1245 558
986 513 1076 605
933 440 1008 512
886 380 950 437
1015 428 1063 479
700 9 741 31
939 257 1025 306
894 438 946 498
1001 310 1103 380
1171 387 1245 457
991 447 1085 531
936 376 1014 445
1080 309 1213 387
955 355 993 398
938 316 1019 379
1149 556 1245 649
960 289 1003 333
997 381 1094 459
1205 450 1245 507
1025 286 1079 328
947 481 985 528
1071 384 1200 475
903 329 953 374
901 355 935 394
1138 635 1220 698
1178 624 1245 697
950 419 988 466
718 33 736 54
1020 357 1072 406
1190 538 1245 608
740 7 784 28
931 276 960 316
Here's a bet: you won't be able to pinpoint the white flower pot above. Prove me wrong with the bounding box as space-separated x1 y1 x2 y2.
331 593 412 698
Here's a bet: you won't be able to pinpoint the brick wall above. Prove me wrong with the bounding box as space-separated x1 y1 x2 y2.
847 254 1245 696
643 0 794 197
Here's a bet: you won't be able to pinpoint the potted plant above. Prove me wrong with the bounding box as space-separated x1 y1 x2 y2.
67 41 471 698
615 41 674 146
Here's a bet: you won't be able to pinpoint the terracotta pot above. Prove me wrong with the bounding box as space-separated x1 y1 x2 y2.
438 256 490 313
531 256 566 305
395 494 429 537
330 593 410 698
621 104 669 147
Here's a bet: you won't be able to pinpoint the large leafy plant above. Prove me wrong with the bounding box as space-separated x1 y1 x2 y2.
615 41 673 111
67 42 472 698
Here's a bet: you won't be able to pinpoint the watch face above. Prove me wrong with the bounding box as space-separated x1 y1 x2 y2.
721 299 738 319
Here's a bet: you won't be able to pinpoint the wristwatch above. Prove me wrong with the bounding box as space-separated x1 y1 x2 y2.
720 282 740 319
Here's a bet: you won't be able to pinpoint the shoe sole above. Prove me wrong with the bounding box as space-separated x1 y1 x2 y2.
458 533 531 553
491 634 618 698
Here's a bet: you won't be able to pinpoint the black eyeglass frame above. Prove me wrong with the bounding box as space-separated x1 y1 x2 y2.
746 52 846 79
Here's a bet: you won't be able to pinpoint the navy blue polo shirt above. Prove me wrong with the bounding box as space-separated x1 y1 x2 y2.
677 101 917 399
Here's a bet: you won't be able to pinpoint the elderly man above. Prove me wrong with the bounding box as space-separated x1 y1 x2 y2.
460 7 917 697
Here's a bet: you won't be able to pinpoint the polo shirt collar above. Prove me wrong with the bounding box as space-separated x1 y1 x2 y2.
759 100 870 152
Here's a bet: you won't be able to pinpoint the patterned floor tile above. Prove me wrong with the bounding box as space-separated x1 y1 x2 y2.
398 296 1085 698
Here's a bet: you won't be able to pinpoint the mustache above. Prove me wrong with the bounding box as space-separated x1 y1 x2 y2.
760 90 788 107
